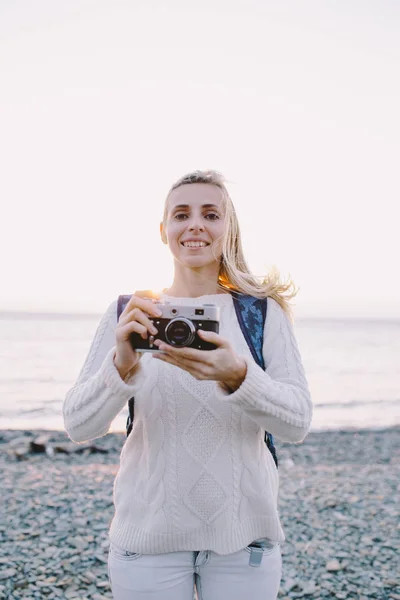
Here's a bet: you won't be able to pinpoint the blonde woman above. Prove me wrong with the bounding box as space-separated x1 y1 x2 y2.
63 170 313 600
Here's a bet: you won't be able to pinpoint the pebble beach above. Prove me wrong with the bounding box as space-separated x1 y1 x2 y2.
1 426 399 600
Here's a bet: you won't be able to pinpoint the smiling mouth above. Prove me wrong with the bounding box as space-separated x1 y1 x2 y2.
181 242 210 248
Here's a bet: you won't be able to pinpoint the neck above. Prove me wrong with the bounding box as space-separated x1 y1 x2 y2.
165 263 224 298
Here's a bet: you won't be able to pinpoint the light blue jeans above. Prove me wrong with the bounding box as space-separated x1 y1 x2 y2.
108 538 282 599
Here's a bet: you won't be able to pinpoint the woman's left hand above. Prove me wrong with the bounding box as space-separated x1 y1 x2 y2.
152 330 247 392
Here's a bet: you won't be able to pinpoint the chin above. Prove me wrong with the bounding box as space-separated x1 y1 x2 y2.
176 254 217 269
184 259 215 268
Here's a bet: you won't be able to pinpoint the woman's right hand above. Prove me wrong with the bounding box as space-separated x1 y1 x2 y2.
114 291 162 380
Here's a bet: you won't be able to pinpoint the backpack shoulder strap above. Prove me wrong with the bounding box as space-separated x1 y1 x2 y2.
117 295 135 437
231 294 278 469
232 294 267 369
117 294 133 322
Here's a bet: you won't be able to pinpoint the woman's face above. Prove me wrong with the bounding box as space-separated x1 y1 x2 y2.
162 183 226 269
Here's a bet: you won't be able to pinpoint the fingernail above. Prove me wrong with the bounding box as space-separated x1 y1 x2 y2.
155 310 162 317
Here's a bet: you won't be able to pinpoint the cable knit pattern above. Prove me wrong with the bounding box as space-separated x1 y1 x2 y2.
62 292 312 554
163 364 184 532
214 298 313 443
75 301 118 384
182 401 228 523
140 379 166 531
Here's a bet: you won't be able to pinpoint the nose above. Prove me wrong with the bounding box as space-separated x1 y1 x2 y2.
188 217 205 232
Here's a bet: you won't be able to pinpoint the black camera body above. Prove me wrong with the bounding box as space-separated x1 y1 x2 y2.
120 298 220 351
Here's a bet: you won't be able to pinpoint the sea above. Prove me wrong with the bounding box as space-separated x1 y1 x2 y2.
0 311 399 433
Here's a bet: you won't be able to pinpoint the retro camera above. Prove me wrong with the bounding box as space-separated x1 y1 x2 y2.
119 297 220 352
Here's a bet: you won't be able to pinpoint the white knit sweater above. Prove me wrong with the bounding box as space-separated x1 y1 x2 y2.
63 293 312 555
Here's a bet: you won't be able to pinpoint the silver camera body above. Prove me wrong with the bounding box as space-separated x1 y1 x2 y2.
130 302 220 352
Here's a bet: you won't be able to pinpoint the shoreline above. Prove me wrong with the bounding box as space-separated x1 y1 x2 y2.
1 424 399 462
1 418 399 437
1 427 399 599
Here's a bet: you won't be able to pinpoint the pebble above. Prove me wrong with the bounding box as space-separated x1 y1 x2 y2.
0 426 399 600
0 568 16 580
326 559 343 571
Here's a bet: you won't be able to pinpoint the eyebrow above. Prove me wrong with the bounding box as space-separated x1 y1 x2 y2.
171 204 220 211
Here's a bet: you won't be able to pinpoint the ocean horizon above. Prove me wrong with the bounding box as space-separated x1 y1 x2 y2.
1 310 399 433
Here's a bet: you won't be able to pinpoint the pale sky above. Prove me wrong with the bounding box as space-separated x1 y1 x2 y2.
1 0 399 318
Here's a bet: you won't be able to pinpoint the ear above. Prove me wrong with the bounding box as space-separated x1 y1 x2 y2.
160 221 167 244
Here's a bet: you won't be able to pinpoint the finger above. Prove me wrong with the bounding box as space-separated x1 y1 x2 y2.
197 329 227 348
153 352 184 369
154 341 210 363
123 296 162 321
116 319 148 341
134 289 161 301
118 307 158 336
119 306 156 330
154 349 211 378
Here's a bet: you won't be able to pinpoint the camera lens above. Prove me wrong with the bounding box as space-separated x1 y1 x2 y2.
165 318 196 347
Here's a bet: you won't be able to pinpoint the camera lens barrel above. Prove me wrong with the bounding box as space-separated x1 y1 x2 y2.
165 317 196 347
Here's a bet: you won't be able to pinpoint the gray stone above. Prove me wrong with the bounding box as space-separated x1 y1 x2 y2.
0 568 17 580
1 427 399 600
326 559 342 571
30 435 52 453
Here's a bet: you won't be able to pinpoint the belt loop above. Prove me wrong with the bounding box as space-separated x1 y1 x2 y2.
249 547 263 567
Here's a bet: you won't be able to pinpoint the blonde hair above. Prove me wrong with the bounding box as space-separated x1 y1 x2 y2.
163 170 298 318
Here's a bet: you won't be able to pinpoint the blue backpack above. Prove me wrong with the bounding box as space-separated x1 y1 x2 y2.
117 293 278 469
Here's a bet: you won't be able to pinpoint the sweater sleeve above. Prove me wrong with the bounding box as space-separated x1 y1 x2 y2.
216 298 313 443
62 300 144 444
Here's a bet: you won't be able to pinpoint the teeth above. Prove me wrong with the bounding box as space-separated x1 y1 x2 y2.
182 242 208 247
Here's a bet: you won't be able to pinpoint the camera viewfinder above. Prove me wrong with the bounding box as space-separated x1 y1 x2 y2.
195 309 205 315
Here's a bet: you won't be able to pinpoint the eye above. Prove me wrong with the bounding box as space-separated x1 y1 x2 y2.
174 213 188 220
205 213 220 220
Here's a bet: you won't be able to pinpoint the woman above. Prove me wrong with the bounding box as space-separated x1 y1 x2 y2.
63 170 313 600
